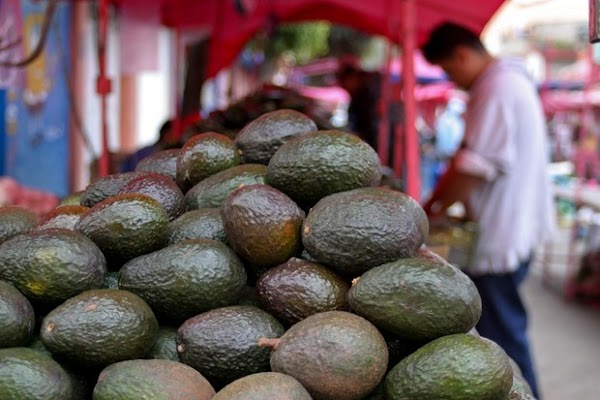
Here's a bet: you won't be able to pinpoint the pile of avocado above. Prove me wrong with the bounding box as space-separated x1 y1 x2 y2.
0 109 535 400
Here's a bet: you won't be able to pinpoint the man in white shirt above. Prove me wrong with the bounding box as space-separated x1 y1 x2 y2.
422 22 557 399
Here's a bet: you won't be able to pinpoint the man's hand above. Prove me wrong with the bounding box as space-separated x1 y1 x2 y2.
422 159 484 218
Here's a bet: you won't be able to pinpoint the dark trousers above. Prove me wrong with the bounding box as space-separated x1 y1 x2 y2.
468 260 540 399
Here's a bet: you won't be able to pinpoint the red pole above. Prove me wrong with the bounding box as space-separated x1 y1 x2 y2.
401 0 420 199
173 27 182 140
97 0 111 177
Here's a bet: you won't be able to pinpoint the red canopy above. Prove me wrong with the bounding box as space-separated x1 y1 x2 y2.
116 0 504 77
108 0 505 199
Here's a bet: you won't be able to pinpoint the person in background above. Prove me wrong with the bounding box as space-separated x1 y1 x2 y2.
422 22 556 399
119 119 175 173
336 58 381 150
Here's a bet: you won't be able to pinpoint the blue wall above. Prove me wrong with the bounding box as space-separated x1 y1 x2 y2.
2 1 71 197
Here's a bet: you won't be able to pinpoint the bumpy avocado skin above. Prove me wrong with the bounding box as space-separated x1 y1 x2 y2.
222 184 304 269
235 109 317 165
302 187 428 277
185 164 267 210
256 257 349 326
267 129 382 207
348 253 481 341
119 239 247 323
177 305 284 387
40 289 158 368
384 334 513 400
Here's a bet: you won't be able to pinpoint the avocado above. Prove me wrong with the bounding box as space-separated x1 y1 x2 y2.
27 336 97 399
235 109 317 165
176 132 241 192
118 172 185 221
0 280 35 348
135 148 180 181
75 193 169 267
222 184 304 269
80 171 145 207
256 257 349 326
33 205 89 231
384 334 513 400
509 390 536 399
167 208 227 245
119 239 246 322
266 130 382 207
0 229 107 306
0 347 73 400
262 311 388 400
177 305 284 387
40 289 158 368
102 271 119 289
348 254 481 341
149 326 179 361
0 206 38 245
302 187 428 276
212 372 312 400
93 359 215 400
184 164 268 210
59 191 83 206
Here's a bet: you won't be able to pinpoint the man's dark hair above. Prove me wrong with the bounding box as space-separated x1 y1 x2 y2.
422 22 486 63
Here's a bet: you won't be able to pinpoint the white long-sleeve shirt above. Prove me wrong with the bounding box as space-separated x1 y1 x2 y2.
456 59 557 275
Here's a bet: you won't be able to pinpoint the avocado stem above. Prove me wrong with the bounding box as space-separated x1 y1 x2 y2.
257 337 281 350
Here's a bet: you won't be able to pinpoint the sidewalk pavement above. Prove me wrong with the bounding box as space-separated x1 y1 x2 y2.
525 265 600 400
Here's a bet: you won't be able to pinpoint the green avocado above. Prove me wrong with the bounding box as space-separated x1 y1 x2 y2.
256 257 349 326
119 239 246 323
0 280 35 348
33 205 89 231
348 253 481 341
0 206 38 245
384 334 513 400
0 229 107 306
118 172 185 221
176 132 241 192
265 311 388 400
167 208 227 245
0 347 73 400
235 109 317 165
222 184 304 269
75 193 169 267
93 359 215 400
135 148 180 181
302 187 428 277
177 305 284 387
212 372 312 400
266 130 382 207
59 191 83 206
149 326 179 361
80 171 145 207
184 164 268 210
40 289 158 368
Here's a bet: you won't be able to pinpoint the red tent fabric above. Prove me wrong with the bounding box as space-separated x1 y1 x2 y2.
117 0 504 78
111 0 505 198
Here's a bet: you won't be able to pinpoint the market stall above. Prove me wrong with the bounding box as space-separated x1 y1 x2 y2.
103 0 505 198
